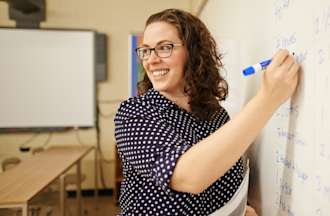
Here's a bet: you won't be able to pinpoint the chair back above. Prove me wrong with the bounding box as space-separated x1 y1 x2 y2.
1 157 21 171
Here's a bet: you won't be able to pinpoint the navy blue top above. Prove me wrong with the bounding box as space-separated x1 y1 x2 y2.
114 89 244 215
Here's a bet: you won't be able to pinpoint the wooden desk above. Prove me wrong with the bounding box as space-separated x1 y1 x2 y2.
0 145 95 216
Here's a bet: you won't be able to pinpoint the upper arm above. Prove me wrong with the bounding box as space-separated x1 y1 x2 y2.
114 103 191 193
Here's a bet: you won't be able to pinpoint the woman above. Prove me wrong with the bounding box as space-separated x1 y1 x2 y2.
114 8 299 215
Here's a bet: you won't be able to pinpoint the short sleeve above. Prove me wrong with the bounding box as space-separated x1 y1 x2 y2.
115 105 191 193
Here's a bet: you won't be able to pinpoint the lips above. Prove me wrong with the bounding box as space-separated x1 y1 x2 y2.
151 68 169 77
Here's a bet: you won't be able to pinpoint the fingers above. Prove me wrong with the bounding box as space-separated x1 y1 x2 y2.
270 49 290 67
281 50 300 79
269 49 299 78
245 205 258 216
280 54 295 71
287 61 300 79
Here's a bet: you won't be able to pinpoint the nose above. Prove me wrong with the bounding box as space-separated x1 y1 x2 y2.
146 50 161 64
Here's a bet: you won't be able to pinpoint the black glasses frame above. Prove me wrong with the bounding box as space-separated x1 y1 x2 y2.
135 43 183 61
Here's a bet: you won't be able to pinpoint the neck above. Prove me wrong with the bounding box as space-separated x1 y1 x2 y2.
160 90 191 112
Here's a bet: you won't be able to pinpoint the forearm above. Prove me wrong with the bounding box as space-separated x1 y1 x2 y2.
170 92 278 194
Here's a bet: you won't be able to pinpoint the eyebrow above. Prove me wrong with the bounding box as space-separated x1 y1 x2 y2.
140 40 175 47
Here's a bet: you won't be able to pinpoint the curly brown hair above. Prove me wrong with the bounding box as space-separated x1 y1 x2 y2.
138 8 228 121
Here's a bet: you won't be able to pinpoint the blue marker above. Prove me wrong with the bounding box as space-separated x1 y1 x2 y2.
242 59 272 76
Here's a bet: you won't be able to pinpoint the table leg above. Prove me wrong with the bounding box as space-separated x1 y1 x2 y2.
95 147 99 199
60 174 66 216
22 204 28 216
77 160 82 216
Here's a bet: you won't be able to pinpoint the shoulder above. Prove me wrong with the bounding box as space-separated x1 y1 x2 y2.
213 106 230 126
219 106 230 119
114 91 156 122
115 97 146 121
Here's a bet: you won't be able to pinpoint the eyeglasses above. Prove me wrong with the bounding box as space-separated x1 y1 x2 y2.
135 43 183 61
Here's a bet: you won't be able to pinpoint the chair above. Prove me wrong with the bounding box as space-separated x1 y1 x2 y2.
1 156 21 171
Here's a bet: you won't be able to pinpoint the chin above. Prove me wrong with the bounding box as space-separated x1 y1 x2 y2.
151 82 168 92
153 86 167 92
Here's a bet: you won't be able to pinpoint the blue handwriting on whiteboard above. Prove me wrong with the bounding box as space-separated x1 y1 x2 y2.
275 104 299 118
275 33 297 49
276 128 306 146
313 5 330 35
274 0 291 20
275 150 309 182
315 175 330 202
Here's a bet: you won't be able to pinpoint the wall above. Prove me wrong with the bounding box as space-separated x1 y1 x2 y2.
0 0 201 190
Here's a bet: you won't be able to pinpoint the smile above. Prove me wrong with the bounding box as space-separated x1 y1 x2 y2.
151 69 169 77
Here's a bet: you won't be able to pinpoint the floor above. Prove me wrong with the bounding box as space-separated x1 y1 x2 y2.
0 195 121 216
54 195 120 216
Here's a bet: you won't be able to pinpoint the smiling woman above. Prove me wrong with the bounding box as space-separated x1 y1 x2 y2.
115 8 299 216
137 10 228 121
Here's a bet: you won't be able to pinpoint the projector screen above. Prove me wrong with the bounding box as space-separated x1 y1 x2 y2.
0 28 96 128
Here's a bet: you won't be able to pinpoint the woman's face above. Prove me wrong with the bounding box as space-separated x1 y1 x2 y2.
142 21 188 96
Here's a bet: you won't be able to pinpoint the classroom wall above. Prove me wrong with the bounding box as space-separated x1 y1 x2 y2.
0 0 205 190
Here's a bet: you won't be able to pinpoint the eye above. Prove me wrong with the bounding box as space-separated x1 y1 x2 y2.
157 44 172 51
137 48 150 56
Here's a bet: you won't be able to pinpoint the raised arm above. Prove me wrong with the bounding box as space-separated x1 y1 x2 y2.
170 49 300 194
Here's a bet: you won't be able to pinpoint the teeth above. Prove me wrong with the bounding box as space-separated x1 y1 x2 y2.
152 69 169 77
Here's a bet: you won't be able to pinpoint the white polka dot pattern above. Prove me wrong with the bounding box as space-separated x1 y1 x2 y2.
114 89 244 215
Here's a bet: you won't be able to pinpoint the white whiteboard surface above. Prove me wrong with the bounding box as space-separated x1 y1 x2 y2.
200 1 330 216
0 29 95 128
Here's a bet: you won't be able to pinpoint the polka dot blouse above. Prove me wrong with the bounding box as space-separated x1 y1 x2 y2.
114 89 244 215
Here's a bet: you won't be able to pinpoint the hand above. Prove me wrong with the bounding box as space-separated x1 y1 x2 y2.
245 205 258 216
259 49 300 108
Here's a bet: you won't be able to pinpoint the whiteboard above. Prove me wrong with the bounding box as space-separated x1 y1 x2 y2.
200 0 330 215
0 28 96 128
